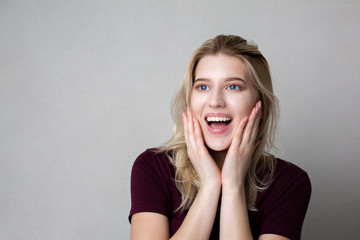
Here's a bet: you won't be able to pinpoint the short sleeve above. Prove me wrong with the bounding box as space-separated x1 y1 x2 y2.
128 149 173 222
259 161 312 240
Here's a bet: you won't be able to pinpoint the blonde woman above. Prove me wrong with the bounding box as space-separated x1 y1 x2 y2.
129 35 311 240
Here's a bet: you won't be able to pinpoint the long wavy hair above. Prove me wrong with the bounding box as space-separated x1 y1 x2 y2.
158 34 279 211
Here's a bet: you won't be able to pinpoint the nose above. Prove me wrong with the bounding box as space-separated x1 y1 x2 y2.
208 89 226 108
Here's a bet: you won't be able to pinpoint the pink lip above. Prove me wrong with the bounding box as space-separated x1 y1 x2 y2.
204 112 232 135
205 113 232 118
206 123 231 134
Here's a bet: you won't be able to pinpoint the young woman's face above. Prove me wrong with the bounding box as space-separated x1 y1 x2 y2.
190 53 258 151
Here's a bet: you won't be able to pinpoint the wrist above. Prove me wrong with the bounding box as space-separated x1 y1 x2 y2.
200 173 221 188
221 183 246 196
200 180 222 193
221 175 245 190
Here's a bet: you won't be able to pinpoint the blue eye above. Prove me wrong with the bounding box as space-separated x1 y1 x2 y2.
228 84 239 90
198 84 209 91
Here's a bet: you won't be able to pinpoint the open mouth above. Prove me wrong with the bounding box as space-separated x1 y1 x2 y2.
206 116 232 130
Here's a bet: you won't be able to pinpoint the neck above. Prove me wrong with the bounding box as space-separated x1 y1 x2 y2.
208 148 228 170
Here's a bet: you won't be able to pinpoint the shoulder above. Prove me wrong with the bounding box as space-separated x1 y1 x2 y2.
132 148 173 172
129 148 177 221
256 158 311 209
134 148 168 164
131 148 175 187
273 159 311 190
274 158 310 181
254 159 311 239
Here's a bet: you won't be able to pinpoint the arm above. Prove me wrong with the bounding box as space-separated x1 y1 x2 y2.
131 108 221 240
221 184 253 239
131 184 220 240
171 183 221 239
131 212 169 240
220 102 260 240
220 187 290 240
171 108 221 239
220 101 291 240
259 234 289 240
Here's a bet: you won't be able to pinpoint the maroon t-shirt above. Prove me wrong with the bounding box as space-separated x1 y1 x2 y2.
129 149 311 240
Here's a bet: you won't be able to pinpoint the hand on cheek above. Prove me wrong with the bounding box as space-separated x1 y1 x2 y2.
221 101 262 189
182 107 221 187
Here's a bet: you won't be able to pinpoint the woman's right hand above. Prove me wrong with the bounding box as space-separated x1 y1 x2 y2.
182 107 221 188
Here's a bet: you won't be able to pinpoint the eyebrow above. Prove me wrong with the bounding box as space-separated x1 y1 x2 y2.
194 77 247 85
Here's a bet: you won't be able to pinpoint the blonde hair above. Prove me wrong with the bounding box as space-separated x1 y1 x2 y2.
158 35 279 211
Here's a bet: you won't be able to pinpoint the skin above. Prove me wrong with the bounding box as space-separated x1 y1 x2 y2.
190 53 259 168
130 54 289 240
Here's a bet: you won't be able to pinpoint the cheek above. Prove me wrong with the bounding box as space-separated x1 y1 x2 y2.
190 94 196 111
229 96 256 116
190 93 205 117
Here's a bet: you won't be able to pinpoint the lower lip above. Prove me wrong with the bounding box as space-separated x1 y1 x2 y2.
205 122 231 135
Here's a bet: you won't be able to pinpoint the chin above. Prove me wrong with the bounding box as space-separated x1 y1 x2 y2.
205 140 231 152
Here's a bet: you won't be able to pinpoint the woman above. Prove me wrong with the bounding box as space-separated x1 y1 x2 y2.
129 35 311 240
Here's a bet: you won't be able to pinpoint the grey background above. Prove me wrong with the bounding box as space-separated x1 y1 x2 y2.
1 0 359 239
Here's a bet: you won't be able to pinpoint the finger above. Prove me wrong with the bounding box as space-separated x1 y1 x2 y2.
242 101 260 144
230 116 248 149
190 110 204 147
194 117 209 153
187 106 194 134
187 107 194 143
193 116 202 140
186 106 198 148
249 102 262 144
227 117 247 156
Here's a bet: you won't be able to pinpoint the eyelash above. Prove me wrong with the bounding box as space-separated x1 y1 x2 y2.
194 83 244 91
195 84 210 91
227 84 243 91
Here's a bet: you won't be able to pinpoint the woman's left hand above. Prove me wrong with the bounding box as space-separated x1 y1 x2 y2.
221 101 262 190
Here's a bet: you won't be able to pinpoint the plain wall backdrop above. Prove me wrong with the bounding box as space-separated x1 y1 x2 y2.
1 0 359 239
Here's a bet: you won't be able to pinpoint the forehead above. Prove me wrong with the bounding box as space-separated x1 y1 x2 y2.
195 53 251 81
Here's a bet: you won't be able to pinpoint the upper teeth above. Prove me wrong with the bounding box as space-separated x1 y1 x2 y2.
206 116 231 122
